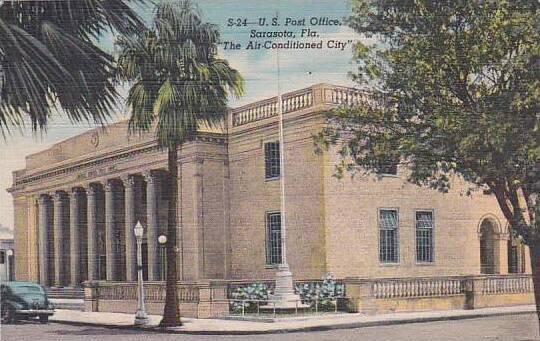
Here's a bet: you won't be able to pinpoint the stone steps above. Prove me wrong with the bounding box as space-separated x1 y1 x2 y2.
50 298 85 311
45 287 84 300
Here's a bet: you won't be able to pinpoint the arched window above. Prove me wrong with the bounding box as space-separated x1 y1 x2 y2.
479 219 497 274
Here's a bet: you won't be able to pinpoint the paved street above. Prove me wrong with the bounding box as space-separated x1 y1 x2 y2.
2 314 539 341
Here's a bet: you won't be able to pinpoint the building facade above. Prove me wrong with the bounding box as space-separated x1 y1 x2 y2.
8 84 531 291
0 227 15 282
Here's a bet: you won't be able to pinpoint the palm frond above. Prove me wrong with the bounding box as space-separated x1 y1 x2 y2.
117 0 244 149
0 0 147 134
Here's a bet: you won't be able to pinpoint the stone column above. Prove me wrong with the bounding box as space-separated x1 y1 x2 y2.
53 191 65 286
194 157 204 279
144 171 159 281
344 278 376 314
87 185 99 281
70 188 82 286
494 233 510 275
123 175 137 281
38 195 51 286
105 181 117 281
465 276 485 309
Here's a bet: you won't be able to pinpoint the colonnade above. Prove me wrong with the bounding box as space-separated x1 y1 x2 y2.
37 171 167 287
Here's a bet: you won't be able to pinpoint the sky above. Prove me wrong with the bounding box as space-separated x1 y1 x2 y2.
0 0 359 230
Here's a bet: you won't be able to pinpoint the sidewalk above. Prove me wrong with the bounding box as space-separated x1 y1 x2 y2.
50 305 536 335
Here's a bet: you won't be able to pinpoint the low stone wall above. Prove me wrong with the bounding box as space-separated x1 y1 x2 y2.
83 280 229 319
83 275 533 318
345 274 534 314
469 275 534 309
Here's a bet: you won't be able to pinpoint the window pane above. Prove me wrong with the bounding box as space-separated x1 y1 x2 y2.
508 244 518 273
264 142 280 179
376 157 398 175
379 210 398 263
266 212 282 265
416 211 433 262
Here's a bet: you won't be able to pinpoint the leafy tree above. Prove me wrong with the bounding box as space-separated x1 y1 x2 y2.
316 0 539 324
0 0 145 135
117 0 243 327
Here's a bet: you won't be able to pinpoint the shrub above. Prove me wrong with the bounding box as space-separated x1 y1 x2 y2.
229 282 270 313
294 273 345 309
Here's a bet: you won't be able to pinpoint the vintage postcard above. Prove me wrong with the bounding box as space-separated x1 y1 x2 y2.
0 1 538 340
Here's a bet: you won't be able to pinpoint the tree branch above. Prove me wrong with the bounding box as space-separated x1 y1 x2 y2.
490 181 517 226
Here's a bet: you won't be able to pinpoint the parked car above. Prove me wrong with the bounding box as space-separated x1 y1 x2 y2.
0 281 54 323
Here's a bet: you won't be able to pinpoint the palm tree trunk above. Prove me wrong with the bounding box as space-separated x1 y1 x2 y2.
160 145 181 327
0 63 4 104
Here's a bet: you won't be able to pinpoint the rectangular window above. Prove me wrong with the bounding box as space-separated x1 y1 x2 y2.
376 157 399 175
416 211 434 262
379 209 399 263
508 244 518 273
508 234 522 274
266 212 282 265
264 142 280 179
0 251 4 264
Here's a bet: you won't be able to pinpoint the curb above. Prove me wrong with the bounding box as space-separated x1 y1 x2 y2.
49 309 537 335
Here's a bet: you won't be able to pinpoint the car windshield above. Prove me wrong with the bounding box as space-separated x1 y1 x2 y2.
10 285 43 294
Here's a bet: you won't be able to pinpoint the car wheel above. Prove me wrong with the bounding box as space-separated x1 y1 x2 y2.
39 315 49 324
1 305 14 324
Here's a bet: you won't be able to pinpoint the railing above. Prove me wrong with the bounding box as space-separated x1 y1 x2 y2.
368 275 535 299
328 86 369 106
91 281 199 302
346 274 534 314
227 278 346 317
226 278 345 297
481 275 533 295
372 277 465 299
231 84 367 127
282 89 313 113
83 280 228 318
229 298 343 317
232 98 279 126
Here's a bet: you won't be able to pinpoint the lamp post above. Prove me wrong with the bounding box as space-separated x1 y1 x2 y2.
133 221 149 326
6 249 13 281
158 235 167 281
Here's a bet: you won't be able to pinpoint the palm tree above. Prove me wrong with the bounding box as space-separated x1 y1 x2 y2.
116 1 244 327
0 0 146 135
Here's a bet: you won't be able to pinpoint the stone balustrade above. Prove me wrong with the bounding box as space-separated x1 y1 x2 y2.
481 274 533 295
372 277 465 299
345 274 534 314
328 85 370 106
83 280 228 318
230 84 368 127
93 282 199 302
282 89 313 113
82 275 534 318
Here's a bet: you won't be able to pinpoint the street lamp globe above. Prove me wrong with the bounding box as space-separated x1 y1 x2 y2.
158 235 167 245
6 249 13 256
134 221 144 238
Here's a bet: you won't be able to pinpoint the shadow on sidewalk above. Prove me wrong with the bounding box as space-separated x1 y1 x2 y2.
53 327 147 336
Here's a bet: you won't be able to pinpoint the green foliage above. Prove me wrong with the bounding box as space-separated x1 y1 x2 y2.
316 0 539 243
0 0 146 135
229 283 269 313
116 0 244 149
294 274 345 309
228 276 345 313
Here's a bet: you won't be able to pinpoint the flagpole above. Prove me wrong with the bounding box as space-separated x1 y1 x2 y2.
276 46 288 267
262 12 308 312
